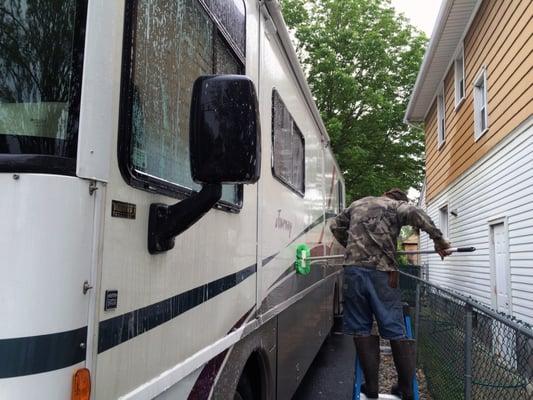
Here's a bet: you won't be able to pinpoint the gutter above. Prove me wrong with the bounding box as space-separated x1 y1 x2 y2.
405 119 424 130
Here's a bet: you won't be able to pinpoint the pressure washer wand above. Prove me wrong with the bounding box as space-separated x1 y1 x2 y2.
294 246 476 275
398 246 476 255
302 246 476 261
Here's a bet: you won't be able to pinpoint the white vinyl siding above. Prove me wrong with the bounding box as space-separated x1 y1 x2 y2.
474 68 489 140
419 118 533 324
437 89 446 148
454 45 465 107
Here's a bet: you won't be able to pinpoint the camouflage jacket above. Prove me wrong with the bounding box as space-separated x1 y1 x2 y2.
330 196 444 271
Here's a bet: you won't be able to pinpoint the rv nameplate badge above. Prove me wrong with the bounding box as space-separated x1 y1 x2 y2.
104 290 118 311
111 200 136 219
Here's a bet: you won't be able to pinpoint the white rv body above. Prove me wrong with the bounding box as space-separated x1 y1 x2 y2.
0 0 345 399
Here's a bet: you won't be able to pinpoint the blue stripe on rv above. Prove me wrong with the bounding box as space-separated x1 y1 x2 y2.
0 214 330 377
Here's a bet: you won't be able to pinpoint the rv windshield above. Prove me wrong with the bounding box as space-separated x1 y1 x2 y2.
0 0 86 174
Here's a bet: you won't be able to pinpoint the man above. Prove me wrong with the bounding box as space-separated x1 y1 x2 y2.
330 188 451 400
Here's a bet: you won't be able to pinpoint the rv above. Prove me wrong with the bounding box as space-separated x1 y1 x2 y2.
0 0 345 398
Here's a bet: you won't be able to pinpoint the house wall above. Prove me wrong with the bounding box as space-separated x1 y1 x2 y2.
420 118 533 324
424 0 533 202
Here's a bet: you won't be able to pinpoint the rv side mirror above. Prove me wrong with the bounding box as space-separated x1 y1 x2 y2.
190 75 261 184
148 75 261 254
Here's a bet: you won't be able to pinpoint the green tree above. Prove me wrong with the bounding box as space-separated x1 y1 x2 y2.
281 0 427 202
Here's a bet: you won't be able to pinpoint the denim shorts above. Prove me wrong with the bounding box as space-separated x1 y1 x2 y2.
342 266 406 340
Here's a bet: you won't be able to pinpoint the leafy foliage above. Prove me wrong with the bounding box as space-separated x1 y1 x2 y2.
281 0 427 202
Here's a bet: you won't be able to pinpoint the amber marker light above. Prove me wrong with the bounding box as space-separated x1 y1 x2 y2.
72 368 91 400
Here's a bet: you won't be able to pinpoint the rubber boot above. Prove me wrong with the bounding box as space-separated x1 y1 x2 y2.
354 335 380 399
390 339 416 400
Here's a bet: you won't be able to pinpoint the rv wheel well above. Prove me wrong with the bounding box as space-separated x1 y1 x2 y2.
236 350 268 400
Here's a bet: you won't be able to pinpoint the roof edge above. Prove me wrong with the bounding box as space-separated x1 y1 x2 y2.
405 0 483 123
404 0 455 123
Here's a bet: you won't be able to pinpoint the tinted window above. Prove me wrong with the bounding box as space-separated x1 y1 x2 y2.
272 90 305 195
202 0 245 57
125 0 245 207
0 0 86 171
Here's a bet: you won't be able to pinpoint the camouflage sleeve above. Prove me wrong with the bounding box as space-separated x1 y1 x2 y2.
330 208 350 248
397 203 444 241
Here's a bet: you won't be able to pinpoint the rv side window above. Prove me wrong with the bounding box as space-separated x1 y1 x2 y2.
271 90 305 195
0 0 87 174
119 0 246 209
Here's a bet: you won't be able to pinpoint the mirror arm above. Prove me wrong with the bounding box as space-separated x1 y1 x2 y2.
148 183 222 254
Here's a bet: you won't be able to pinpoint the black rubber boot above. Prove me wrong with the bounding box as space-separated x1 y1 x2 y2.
354 335 380 399
390 339 416 400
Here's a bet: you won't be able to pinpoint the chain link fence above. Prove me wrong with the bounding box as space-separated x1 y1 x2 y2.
399 266 533 400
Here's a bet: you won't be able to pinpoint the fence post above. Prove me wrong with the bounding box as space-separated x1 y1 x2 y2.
415 283 420 340
414 281 421 372
464 304 473 400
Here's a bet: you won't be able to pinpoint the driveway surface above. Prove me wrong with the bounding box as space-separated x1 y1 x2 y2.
292 333 356 399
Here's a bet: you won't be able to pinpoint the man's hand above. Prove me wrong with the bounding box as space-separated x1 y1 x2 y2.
434 238 452 260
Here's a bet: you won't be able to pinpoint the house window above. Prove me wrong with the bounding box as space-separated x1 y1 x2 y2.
474 68 488 140
454 46 465 106
439 205 449 238
272 90 305 195
437 89 445 148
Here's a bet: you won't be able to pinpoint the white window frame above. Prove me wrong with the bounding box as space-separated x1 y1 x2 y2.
437 87 446 148
473 67 489 140
439 204 449 239
454 45 465 108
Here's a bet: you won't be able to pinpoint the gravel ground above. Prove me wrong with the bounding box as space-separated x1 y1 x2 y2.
379 344 432 400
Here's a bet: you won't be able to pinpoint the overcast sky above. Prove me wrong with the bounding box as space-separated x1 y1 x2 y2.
390 0 444 37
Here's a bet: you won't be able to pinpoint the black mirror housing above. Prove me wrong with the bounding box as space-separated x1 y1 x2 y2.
148 75 261 254
190 75 261 184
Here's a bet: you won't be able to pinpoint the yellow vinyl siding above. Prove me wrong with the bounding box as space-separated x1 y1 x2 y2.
424 0 533 202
